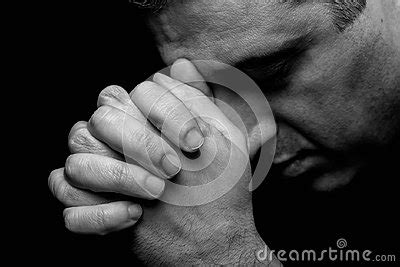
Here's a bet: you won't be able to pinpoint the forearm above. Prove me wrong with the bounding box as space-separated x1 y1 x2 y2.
193 225 282 266
131 212 282 266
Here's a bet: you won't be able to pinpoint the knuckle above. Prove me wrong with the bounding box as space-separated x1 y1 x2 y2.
157 98 178 117
68 127 119 158
97 85 126 107
68 121 87 139
63 208 76 232
55 178 69 202
65 154 87 179
93 207 111 229
132 81 156 98
56 180 81 205
89 105 114 130
68 127 90 153
145 140 162 162
69 121 87 134
48 169 62 196
154 98 193 133
132 129 161 162
63 207 112 234
64 154 76 178
111 162 131 187
68 127 103 154
152 102 178 128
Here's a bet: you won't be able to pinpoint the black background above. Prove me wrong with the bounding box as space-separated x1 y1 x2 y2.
19 1 398 265
24 1 163 264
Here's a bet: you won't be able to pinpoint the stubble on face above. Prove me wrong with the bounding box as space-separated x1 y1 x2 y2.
143 0 400 190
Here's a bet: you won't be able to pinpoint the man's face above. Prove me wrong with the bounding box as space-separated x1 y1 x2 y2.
146 0 400 190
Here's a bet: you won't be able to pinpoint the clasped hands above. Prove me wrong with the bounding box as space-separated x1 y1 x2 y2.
48 59 271 265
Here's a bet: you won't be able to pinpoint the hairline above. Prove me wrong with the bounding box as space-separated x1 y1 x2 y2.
130 0 367 31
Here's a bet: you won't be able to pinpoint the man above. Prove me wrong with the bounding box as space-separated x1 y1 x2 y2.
48 0 400 265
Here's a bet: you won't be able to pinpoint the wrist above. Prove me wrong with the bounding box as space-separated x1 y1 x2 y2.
188 219 280 266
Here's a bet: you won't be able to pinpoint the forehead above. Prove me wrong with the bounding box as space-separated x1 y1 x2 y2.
147 0 332 64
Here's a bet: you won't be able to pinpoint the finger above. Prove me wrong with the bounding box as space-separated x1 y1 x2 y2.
87 105 181 178
169 58 213 98
168 59 272 157
95 85 175 174
153 72 247 153
49 168 118 207
65 153 166 199
68 121 123 160
63 201 142 235
131 81 205 152
96 85 147 124
153 73 238 135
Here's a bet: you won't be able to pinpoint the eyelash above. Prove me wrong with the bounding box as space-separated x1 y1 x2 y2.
257 76 289 91
252 60 294 90
262 46 308 90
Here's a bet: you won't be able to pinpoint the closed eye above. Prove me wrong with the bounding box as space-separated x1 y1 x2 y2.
235 36 310 90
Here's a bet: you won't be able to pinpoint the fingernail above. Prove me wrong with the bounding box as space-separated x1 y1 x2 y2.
144 175 165 198
128 204 142 220
161 153 181 177
185 128 204 150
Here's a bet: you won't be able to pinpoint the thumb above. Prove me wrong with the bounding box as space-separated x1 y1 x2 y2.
170 58 214 98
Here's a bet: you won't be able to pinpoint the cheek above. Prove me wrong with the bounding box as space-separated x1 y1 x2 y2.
274 78 368 152
275 43 397 154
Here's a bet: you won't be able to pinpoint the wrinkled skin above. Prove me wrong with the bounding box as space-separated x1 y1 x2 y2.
129 0 399 261
48 0 399 264
147 0 400 190
130 119 259 264
51 70 276 264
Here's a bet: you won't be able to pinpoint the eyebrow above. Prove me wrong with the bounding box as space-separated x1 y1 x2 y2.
234 36 311 86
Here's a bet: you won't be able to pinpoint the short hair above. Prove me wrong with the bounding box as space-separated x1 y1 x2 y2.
331 0 367 31
129 0 167 11
129 0 366 31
